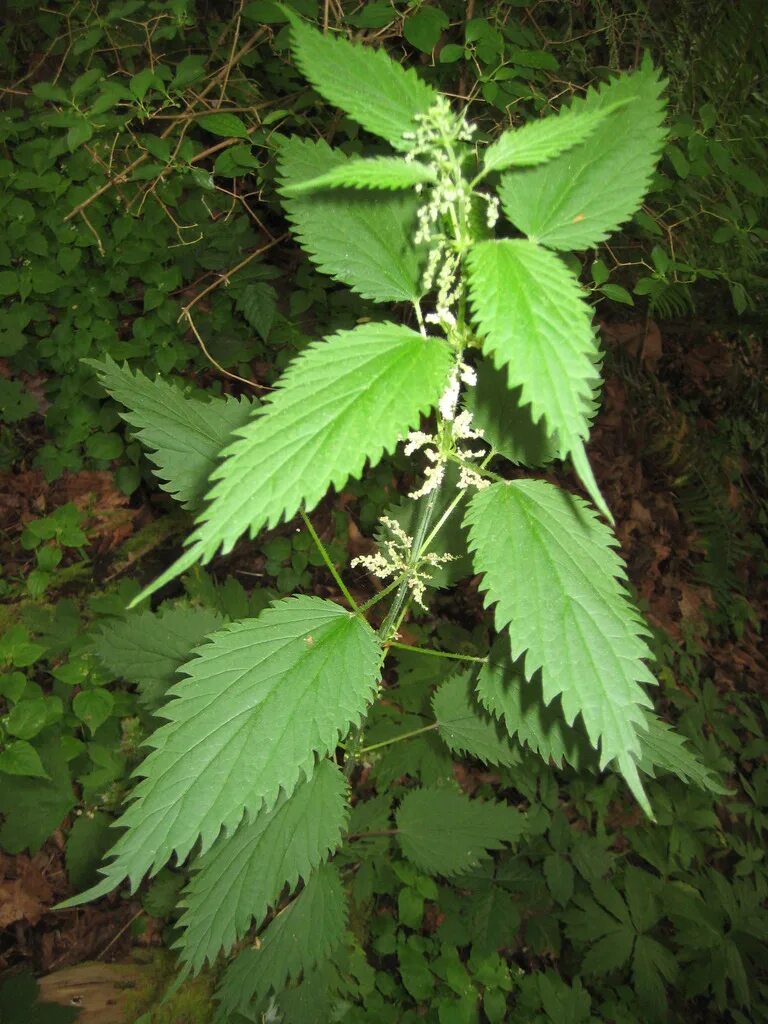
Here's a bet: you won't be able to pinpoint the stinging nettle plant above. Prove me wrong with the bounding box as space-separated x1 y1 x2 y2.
60 10 726 1018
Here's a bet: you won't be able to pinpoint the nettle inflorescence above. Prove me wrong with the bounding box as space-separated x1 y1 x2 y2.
58 11 726 1020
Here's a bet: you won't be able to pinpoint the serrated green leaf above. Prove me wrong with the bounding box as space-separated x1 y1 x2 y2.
235 281 277 341
396 786 526 876
283 156 436 194
86 357 256 510
138 323 451 601
483 100 630 173
278 137 425 302
60 597 381 902
92 603 224 710
432 672 522 768
197 112 250 139
632 934 677 1012
466 240 604 513
476 638 598 771
177 759 348 972
465 480 655 806
637 715 729 794
214 862 347 1021
498 61 667 249
286 13 437 150
467 357 561 467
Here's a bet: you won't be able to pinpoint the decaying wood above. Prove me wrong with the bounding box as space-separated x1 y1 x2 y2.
37 962 148 1024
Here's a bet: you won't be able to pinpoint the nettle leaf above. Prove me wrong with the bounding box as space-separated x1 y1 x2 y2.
465 480 656 811
286 12 437 150
92 603 224 710
140 323 451 599
214 862 347 1022
396 786 526 876
177 758 348 973
498 60 667 250
283 156 436 194
432 672 522 768
87 356 255 511
483 100 629 172
466 239 607 514
476 638 598 772
467 357 561 467
278 136 425 303
637 715 729 794
61 597 381 901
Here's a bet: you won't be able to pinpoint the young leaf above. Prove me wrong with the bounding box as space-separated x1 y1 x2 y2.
466 240 609 516
92 603 224 710
482 99 630 173
278 137 425 303
177 758 348 972
59 597 381 901
498 60 667 250
286 12 437 150
432 672 522 768
86 356 255 511
476 638 598 771
465 480 655 807
138 323 451 601
467 239 597 452
282 156 436 194
396 786 526 876
214 862 347 1021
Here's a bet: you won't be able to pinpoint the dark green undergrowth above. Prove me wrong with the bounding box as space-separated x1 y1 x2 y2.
1 3 766 1023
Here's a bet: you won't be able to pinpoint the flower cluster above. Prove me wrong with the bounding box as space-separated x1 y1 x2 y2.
351 516 455 609
403 98 476 313
403 361 488 498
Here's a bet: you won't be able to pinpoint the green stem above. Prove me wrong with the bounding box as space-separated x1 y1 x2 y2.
299 509 358 612
378 484 441 641
418 488 467 556
387 641 487 665
357 573 409 614
446 452 505 484
358 722 438 755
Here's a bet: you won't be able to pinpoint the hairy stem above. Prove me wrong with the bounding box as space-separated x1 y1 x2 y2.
358 721 438 755
387 641 487 664
300 509 359 611
378 484 441 641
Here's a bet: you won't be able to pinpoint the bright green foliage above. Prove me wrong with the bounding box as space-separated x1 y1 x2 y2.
177 759 348 972
92 604 224 710
283 157 437 194
476 638 597 771
277 137 425 302
498 61 667 250
87 357 255 510
213 862 347 1021
432 672 521 768
140 323 451 599
465 481 655 795
482 100 629 172
396 786 527 876
286 11 437 150
466 239 598 463
62 597 381 898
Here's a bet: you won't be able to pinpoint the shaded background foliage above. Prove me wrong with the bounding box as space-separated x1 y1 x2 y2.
0 1 766 1022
